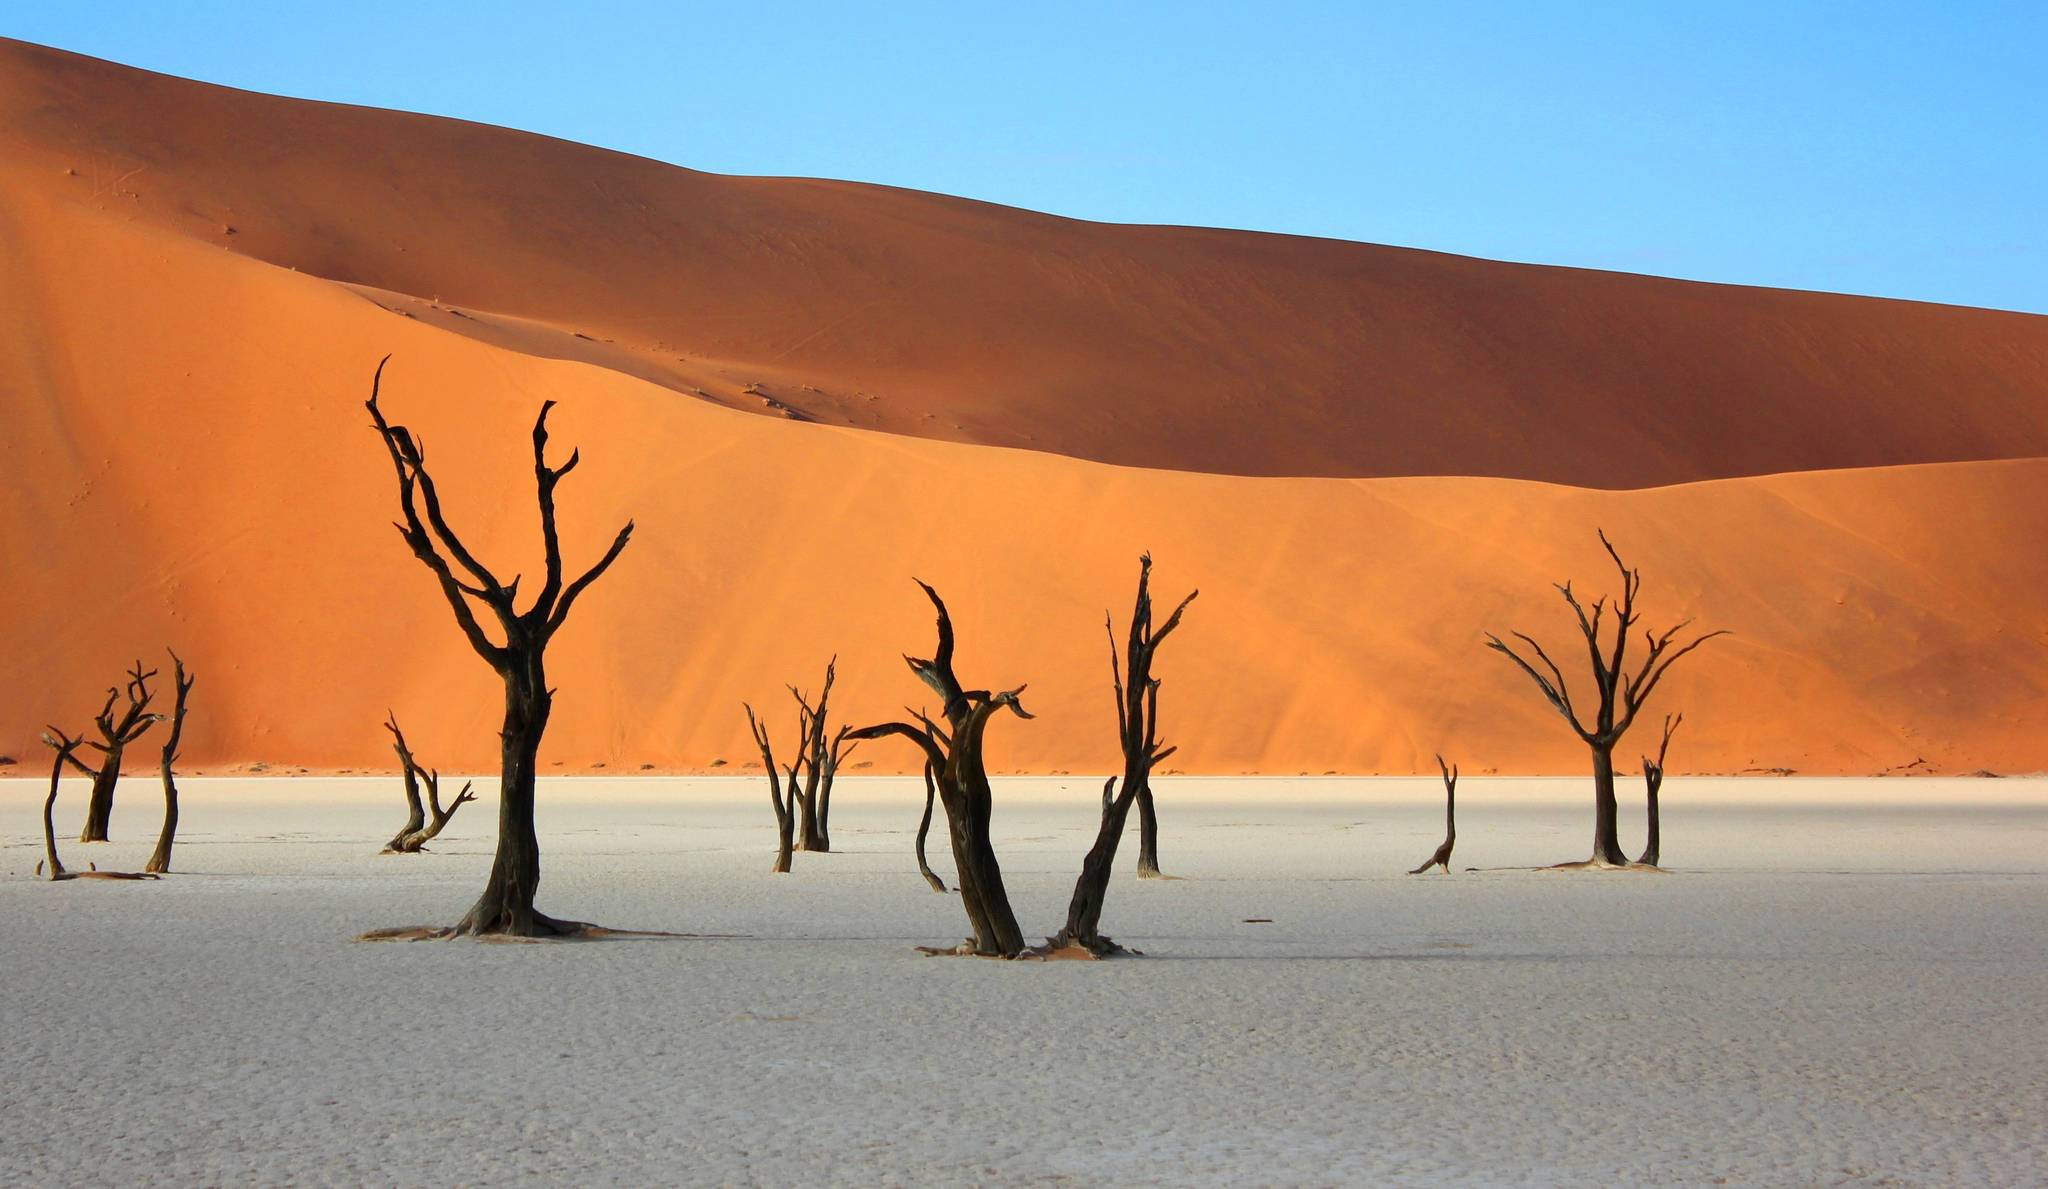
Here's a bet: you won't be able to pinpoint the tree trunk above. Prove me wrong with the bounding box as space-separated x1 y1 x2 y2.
815 765 836 852
79 742 122 842
772 771 796 874
945 755 1024 956
796 781 826 852
146 752 179 874
1638 764 1662 867
1135 783 1163 878
1054 777 1138 952
384 746 428 853
455 665 569 936
42 752 68 879
1590 744 1629 866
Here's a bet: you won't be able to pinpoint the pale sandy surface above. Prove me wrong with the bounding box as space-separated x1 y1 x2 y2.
3 776 2045 1186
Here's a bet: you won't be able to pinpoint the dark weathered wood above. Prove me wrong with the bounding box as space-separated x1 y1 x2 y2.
76 661 165 842
38 727 160 882
1408 755 1458 874
1050 554 1196 955
379 712 477 854
848 581 1032 956
1485 531 1725 867
787 659 840 852
744 702 796 873
1637 714 1681 867
367 355 632 937
39 728 81 878
145 652 194 874
915 758 946 893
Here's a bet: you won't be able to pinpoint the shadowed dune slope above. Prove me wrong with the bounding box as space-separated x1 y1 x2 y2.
4 37 2048 488
4 176 2046 775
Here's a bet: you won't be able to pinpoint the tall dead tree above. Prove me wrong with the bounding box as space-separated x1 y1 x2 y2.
379 713 477 854
145 652 194 874
38 728 159 882
74 660 165 842
1050 554 1196 955
1408 755 1458 874
367 356 633 936
1637 714 1680 867
847 581 1032 956
744 702 797 873
1486 531 1726 867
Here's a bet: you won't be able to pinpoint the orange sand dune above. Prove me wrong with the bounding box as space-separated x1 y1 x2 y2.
4 37 2047 489
4 176 2045 777
2 41 2045 778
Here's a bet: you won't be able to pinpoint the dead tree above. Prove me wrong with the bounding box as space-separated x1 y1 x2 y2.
847 581 1032 956
38 729 79 878
788 658 858 852
379 712 477 854
1050 554 1196 955
1408 755 1457 874
1486 531 1726 868
1637 714 1681 867
145 652 194 874
744 702 797 873
816 723 858 849
37 728 158 882
366 356 633 936
74 660 165 841
915 758 946 893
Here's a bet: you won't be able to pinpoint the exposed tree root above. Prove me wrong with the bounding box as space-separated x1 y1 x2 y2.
36 864 161 882
912 937 1144 961
356 921 733 943
1543 858 1670 873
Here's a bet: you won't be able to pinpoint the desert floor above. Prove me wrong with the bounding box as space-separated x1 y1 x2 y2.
3 776 2044 1186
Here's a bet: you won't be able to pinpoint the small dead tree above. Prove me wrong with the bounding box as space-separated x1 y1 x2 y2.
1408 755 1457 874
914 758 946 893
744 702 797 873
847 581 1032 956
1050 554 1196 955
1637 714 1680 867
788 658 859 852
37 728 158 882
74 660 165 842
145 651 194 874
379 713 477 854
364 356 633 937
1486 531 1726 868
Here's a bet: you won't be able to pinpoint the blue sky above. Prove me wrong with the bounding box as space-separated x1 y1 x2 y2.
11 2 2045 312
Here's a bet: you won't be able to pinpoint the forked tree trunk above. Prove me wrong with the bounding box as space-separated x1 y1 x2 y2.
1486 531 1725 869
1057 778 1134 949
79 743 123 843
915 759 946 893
367 364 632 939
1637 714 1678 867
847 581 1033 955
1408 756 1457 874
1052 554 1196 954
